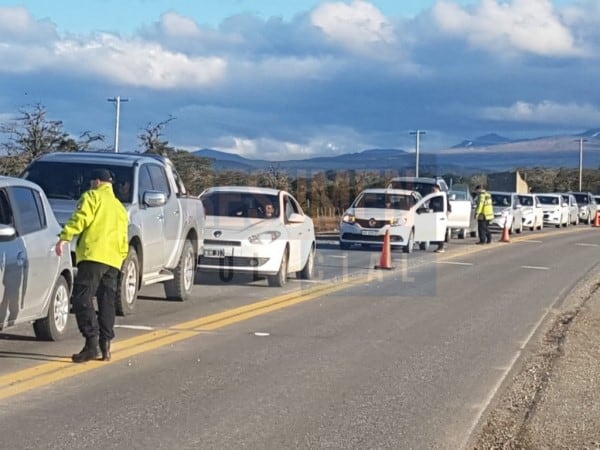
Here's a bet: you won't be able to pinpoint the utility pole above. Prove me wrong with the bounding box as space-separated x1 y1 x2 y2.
409 130 426 177
107 96 129 153
574 138 587 191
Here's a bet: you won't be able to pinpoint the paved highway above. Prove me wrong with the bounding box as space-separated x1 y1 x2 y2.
1 226 599 449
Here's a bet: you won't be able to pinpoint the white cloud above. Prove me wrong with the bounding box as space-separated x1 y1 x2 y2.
481 100 600 125
55 35 227 89
433 0 581 57
159 11 202 38
0 6 57 43
311 0 397 58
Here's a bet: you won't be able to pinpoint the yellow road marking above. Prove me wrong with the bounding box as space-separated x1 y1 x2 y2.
0 277 367 401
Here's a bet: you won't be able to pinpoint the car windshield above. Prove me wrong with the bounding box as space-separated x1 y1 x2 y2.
517 195 533 206
573 194 589 204
22 161 134 203
537 195 559 205
353 192 416 210
388 181 439 197
201 191 279 218
491 194 511 207
449 190 468 200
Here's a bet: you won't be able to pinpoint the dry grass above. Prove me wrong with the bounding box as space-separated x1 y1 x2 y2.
313 215 340 233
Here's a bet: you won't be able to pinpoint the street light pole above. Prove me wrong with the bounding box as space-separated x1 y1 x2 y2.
409 130 426 177
107 96 129 153
574 138 587 191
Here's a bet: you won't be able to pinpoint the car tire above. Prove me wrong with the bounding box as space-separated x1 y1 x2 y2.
469 231 477 238
419 241 430 251
165 240 196 301
33 275 70 341
458 229 465 239
298 245 315 280
268 248 288 287
403 230 414 254
116 246 139 316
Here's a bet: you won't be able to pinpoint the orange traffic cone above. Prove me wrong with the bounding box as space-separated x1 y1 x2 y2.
500 221 511 243
375 229 394 270
594 211 600 227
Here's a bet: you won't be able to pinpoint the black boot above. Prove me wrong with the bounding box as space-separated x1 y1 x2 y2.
99 338 111 361
72 337 100 363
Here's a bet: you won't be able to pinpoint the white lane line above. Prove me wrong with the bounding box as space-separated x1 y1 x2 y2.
115 325 155 331
575 243 599 247
328 255 347 259
520 265 550 270
437 261 474 266
521 240 542 243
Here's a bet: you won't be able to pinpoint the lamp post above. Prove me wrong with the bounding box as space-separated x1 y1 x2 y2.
409 130 426 177
107 96 129 153
574 138 587 191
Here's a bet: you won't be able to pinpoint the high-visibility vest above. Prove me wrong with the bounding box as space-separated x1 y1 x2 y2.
476 191 494 220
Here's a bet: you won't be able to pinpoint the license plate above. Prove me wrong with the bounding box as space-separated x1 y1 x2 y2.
362 230 380 236
204 248 225 257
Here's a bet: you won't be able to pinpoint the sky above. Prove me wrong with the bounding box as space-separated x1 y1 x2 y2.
0 0 597 160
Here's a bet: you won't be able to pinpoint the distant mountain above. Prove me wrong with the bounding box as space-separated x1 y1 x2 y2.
452 133 513 148
193 130 600 176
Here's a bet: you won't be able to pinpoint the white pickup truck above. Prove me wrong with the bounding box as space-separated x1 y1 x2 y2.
22 152 205 315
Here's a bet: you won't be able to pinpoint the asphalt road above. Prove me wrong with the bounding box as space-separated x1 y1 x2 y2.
0 225 598 449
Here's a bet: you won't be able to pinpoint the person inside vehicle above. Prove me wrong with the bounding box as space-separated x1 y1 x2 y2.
262 203 275 218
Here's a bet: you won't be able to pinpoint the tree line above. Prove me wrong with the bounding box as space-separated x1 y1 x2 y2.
2 104 599 218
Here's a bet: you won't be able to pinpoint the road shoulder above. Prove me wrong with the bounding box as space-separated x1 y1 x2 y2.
473 268 600 448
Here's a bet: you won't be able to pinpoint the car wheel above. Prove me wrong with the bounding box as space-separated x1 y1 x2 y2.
469 231 477 238
268 248 288 287
419 241 430 251
403 230 415 254
33 275 70 341
458 229 465 239
116 246 139 316
165 240 196 301
298 245 315 280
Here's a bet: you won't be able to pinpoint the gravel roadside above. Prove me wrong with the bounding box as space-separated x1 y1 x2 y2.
472 268 600 449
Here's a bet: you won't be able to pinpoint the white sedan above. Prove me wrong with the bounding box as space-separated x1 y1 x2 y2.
339 188 448 253
517 193 544 231
198 186 316 287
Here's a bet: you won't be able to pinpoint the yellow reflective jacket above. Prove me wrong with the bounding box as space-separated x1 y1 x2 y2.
60 183 129 269
475 191 494 220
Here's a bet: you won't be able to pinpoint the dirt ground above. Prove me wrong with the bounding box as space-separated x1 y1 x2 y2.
471 268 600 449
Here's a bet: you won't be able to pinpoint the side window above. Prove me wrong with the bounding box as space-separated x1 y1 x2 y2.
284 195 300 220
9 187 45 235
147 165 171 197
138 165 154 204
0 190 14 226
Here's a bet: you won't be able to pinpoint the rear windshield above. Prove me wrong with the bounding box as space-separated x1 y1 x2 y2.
200 191 279 218
353 192 417 210
22 161 134 203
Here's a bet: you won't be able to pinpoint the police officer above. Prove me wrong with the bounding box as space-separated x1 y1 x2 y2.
475 185 494 244
55 168 129 363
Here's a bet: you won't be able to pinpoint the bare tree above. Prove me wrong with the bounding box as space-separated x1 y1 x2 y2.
138 116 176 155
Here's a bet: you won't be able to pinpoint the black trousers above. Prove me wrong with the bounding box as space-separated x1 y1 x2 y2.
72 261 119 341
478 219 491 243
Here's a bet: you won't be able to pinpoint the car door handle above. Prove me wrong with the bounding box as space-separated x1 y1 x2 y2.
157 214 164 220
173 210 180 215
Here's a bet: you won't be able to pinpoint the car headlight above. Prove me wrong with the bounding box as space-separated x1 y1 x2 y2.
342 214 356 223
248 231 281 244
390 217 407 226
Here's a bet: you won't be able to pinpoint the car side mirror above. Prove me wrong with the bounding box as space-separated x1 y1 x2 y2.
287 213 305 223
0 224 17 242
143 191 167 207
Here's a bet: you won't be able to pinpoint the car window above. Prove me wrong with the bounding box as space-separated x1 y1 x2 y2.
200 191 279 218
491 194 510 207
147 164 171 197
518 195 533 206
9 186 46 235
0 190 14 226
573 194 588 204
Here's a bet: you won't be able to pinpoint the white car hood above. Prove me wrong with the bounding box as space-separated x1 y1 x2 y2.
204 216 278 233
348 207 410 219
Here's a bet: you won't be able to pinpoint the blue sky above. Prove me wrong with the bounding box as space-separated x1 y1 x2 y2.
0 0 596 159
